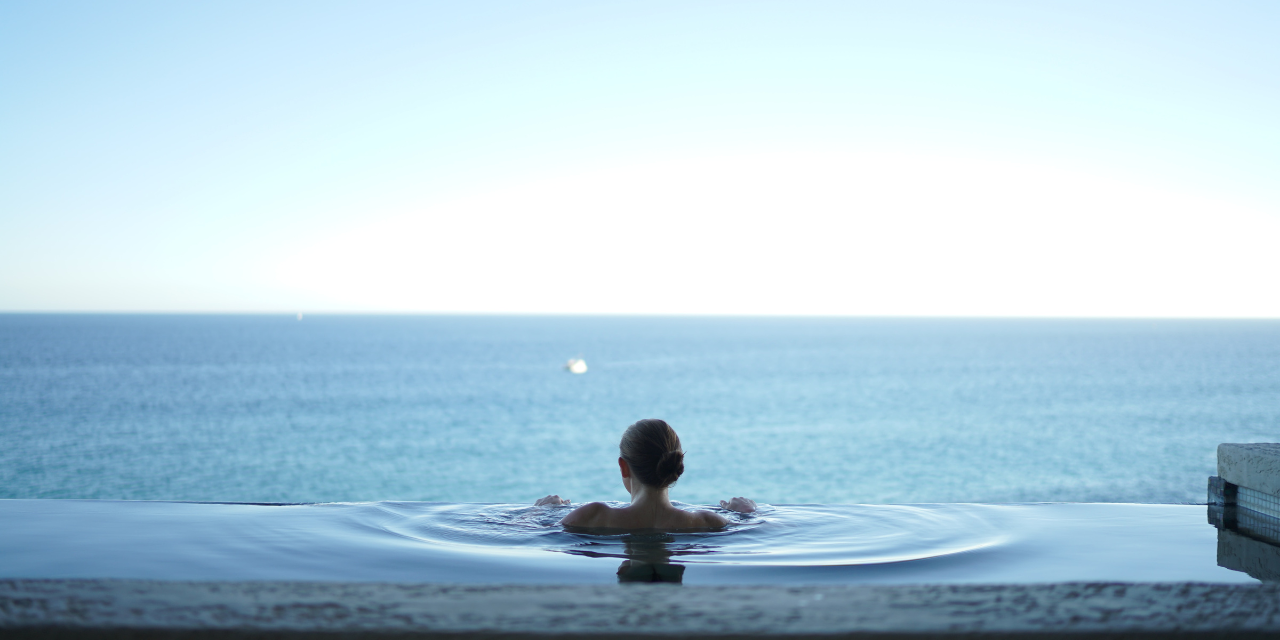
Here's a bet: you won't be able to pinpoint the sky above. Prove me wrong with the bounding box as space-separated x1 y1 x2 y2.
2 1 1278 317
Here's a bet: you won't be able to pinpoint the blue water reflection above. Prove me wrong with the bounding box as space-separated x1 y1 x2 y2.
0 500 1256 585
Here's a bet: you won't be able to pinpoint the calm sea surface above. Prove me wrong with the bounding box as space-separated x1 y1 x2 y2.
1 314 1276 505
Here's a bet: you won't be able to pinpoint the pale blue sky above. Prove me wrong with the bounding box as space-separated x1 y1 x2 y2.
3 1 1278 315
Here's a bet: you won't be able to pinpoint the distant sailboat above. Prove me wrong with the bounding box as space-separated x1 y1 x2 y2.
565 358 588 374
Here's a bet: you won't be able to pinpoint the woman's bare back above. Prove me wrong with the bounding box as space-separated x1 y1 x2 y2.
561 501 728 530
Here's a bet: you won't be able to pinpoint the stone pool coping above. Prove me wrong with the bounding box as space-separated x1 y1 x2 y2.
4 579 1280 638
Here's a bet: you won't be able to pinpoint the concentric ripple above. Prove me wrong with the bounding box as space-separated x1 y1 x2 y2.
370 501 1008 568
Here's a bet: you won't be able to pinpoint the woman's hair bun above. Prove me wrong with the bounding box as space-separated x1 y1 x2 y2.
656 449 685 487
619 419 685 488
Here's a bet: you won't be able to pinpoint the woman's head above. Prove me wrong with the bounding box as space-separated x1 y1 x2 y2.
619 419 684 489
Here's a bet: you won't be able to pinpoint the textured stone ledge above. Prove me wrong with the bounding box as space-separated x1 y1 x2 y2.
1218 443 1280 498
4 579 1280 639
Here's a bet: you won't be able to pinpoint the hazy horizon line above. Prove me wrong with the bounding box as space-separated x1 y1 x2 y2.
3 310 1278 321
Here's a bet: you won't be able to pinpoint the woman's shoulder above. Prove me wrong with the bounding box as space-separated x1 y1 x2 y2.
561 503 729 530
560 501 613 528
689 508 730 529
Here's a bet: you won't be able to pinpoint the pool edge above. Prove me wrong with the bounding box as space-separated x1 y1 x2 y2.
4 579 1279 638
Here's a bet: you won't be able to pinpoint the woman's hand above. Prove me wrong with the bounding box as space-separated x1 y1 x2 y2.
535 495 570 506
719 497 757 513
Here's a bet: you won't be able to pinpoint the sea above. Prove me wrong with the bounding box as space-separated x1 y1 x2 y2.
2 314 1276 506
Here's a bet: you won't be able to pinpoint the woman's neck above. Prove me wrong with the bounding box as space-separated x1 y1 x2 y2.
628 483 671 511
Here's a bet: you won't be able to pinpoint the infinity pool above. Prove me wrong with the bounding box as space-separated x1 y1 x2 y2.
0 500 1253 585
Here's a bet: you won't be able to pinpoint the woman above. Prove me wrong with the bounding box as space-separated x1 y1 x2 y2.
536 419 756 529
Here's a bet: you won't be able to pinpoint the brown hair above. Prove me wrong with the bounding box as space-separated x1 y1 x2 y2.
619 419 685 488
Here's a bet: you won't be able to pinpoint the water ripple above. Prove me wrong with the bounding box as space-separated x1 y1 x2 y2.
372 501 1008 568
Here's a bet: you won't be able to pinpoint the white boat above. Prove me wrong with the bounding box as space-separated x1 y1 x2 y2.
565 358 588 374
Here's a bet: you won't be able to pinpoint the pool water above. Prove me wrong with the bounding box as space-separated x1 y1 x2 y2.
0 499 1254 585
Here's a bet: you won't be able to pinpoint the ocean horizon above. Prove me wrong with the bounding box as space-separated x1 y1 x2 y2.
2 313 1277 505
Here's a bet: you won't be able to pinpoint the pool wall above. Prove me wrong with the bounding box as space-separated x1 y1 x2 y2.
1209 443 1280 584
1216 443 1280 507
5 579 1280 639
